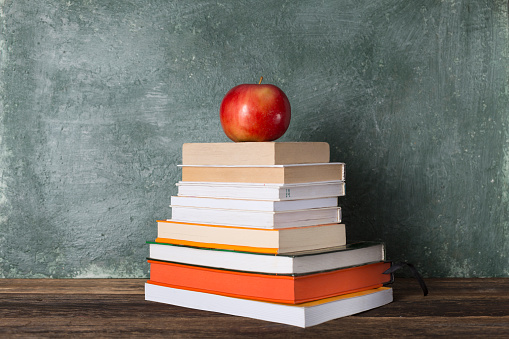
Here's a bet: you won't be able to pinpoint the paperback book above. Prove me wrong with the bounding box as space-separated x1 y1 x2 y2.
145 283 393 328
182 142 330 165
176 180 345 200
179 163 345 184
155 220 346 254
170 196 338 212
147 260 392 304
170 205 341 229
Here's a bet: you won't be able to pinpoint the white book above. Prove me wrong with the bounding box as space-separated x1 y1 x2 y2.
170 196 338 212
170 206 341 229
145 283 393 328
148 241 385 275
176 181 345 200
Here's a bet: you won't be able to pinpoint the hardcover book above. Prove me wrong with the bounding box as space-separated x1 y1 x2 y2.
147 241 385 275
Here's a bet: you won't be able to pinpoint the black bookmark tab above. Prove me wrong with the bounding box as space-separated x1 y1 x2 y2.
384 261 429 296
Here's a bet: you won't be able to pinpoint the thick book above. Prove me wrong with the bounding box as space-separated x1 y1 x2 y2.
181 142 330 165
147 260 392 304
179 163 345 184
156 220 346 254
147 241 385 275
170 196 339 212
176 180 345 200
145 283 393 328
170 206 341 229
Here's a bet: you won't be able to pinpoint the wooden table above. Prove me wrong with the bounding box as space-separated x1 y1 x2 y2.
1 278 508 338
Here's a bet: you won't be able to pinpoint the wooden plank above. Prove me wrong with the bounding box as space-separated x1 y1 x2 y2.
2 316 509 338
0 279 145 294
0 278 508 337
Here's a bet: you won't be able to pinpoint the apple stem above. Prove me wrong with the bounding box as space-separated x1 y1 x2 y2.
258 76 263 84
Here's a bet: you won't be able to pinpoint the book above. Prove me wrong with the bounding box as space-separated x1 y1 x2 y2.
170 206 341 229
181 142 330 165
147 241 385 275
145 283 393 328
156 220 346 254
147 260 392 304
170 196 339 212
176 180 345 200
179 163 345 184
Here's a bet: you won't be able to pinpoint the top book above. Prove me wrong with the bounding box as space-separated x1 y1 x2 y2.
182 142 330 165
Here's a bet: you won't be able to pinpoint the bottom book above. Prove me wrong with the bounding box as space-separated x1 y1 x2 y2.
145 282 393 328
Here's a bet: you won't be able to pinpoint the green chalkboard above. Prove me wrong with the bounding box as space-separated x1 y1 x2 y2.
0 0 508 278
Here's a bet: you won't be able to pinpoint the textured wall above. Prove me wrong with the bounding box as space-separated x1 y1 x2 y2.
0 0 508 278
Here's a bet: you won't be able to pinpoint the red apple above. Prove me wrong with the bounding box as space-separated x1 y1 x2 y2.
220 78 291 142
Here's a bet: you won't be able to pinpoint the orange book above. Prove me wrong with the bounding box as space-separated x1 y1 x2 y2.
147 260 392 304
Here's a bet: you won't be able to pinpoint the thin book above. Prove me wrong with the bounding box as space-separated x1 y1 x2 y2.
170 196 339 212
176 180 345 200
170 206 341 229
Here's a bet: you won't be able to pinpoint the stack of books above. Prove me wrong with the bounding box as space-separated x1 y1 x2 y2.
145 142 393 327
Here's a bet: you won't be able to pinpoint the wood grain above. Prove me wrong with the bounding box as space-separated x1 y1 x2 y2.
1 278 509 338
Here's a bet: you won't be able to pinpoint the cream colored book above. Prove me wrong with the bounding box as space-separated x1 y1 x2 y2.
156 220 346 254
179 163 345 184
182 142 330 165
